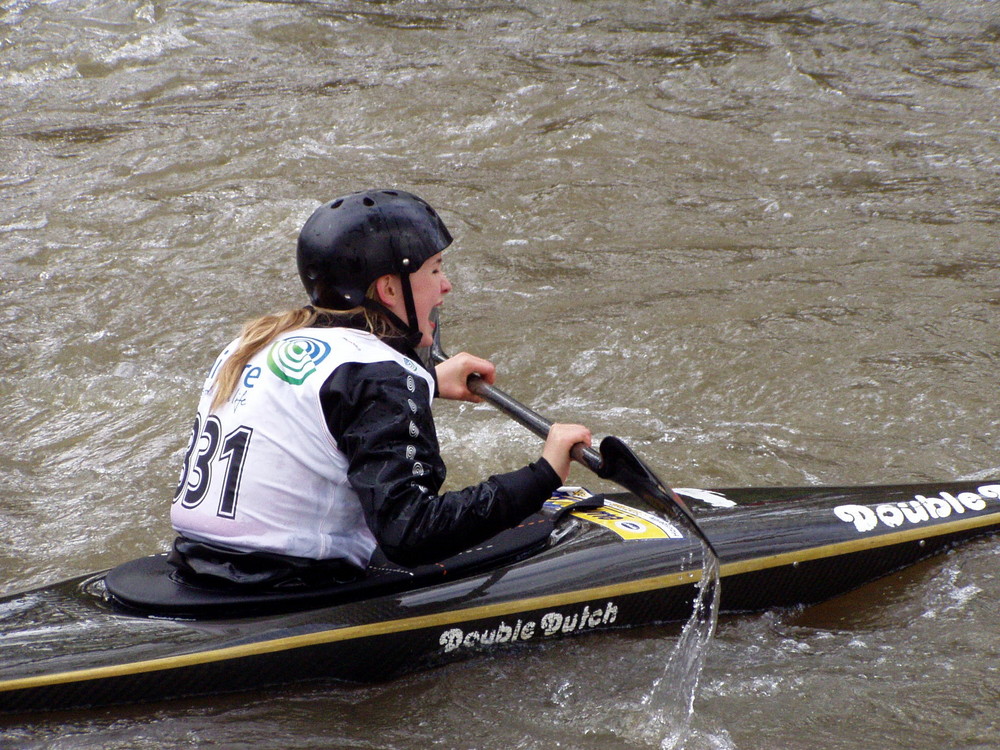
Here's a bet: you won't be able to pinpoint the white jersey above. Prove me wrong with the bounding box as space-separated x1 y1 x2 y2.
170 326 435 569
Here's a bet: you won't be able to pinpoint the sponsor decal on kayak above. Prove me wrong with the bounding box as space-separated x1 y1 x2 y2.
675 488 737 508
834 485 1000 533
546 488 682 540
439 601 619 654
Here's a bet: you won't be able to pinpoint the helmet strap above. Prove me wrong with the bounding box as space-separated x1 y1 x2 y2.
391 254 423 349
400 274 422 345
361 293 423 351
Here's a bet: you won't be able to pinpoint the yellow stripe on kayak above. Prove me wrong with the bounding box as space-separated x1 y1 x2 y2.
1 509 996 695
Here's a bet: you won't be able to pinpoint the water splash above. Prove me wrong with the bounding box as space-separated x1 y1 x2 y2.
616 544 721 749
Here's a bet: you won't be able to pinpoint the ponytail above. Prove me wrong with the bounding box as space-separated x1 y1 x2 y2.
209 292 401 411
210 306 318 411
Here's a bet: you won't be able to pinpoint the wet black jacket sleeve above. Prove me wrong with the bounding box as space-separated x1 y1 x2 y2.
319 360 561 567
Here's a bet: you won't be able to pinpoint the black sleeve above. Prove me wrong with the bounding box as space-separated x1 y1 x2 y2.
320 361 561 567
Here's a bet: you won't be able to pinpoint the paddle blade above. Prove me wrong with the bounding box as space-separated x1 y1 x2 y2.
594 436 679 502
596 436 716 555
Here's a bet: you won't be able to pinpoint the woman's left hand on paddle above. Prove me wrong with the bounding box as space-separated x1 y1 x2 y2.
435 352 496 402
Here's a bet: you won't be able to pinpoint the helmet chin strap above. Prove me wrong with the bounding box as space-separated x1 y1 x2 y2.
362 269 424 350
394 255 424 349
400 275 421 342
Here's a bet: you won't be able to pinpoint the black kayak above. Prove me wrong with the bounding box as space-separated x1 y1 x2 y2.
2 480 999 715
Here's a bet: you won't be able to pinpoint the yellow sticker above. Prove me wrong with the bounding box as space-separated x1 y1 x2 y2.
547 488 683 540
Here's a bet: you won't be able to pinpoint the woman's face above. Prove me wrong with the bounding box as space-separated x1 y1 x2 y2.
380 252 452 347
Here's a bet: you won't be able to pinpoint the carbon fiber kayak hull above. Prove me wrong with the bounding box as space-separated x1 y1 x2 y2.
2 481 998 714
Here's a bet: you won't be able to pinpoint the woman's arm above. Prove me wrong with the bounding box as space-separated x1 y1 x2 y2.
320 360 561 567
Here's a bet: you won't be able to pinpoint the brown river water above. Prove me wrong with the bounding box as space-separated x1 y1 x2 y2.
2 0 999 747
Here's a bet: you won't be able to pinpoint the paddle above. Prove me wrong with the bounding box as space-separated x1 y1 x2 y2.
428 314 719 559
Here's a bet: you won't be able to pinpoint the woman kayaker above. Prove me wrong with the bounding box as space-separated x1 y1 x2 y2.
169 189 591 587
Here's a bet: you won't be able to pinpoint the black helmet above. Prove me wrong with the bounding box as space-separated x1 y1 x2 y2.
297 189 452 313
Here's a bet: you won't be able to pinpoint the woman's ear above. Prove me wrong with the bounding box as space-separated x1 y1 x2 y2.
375 274 400 308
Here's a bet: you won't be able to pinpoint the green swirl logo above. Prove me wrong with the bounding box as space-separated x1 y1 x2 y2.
266 336 332 385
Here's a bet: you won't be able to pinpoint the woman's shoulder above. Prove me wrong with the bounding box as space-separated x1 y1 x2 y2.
292 325 392 358
277 326 429 377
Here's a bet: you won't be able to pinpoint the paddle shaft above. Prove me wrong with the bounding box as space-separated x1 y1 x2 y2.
463 374 603 473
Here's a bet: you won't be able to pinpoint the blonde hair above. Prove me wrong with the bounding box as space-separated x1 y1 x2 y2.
209 294 397 411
